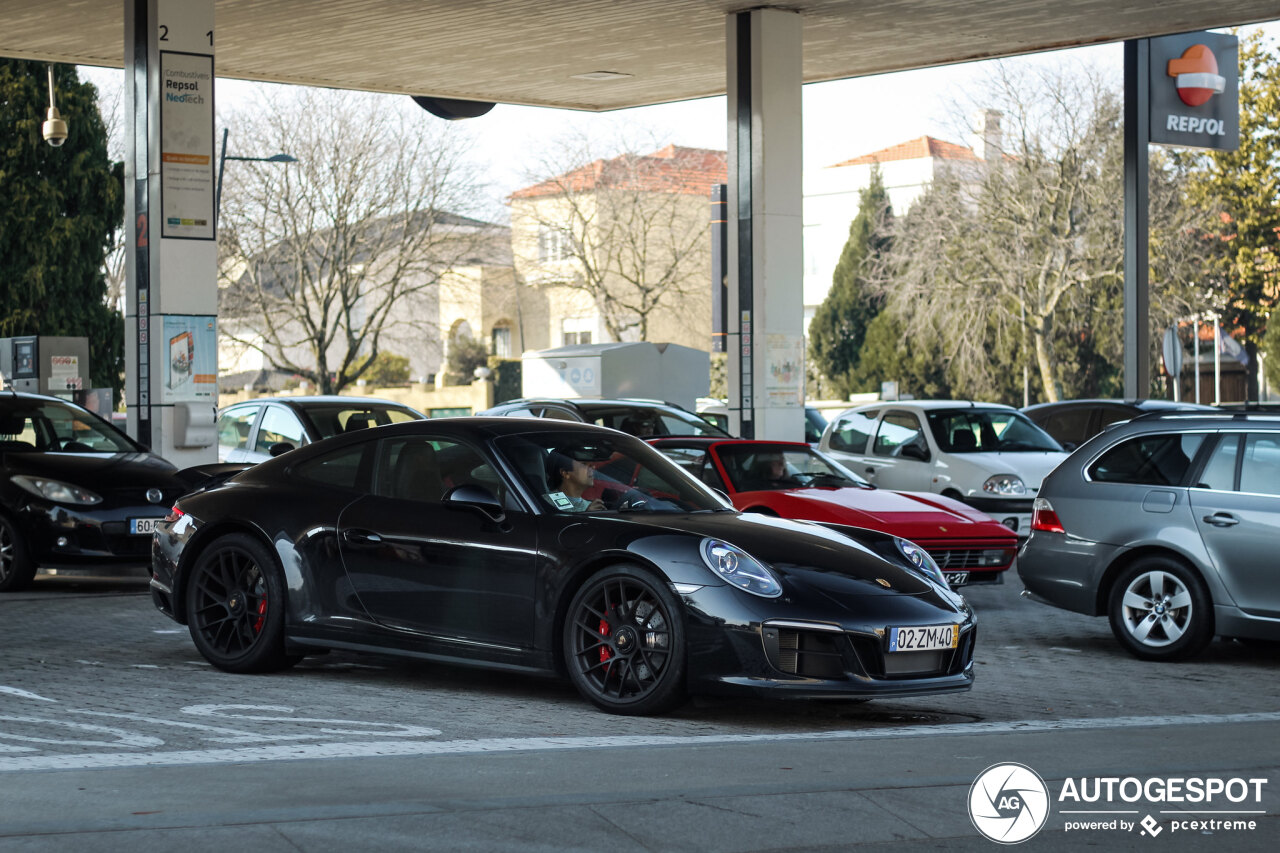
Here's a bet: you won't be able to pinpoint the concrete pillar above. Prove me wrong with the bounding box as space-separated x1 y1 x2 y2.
725 8 805 441
124 0 219 466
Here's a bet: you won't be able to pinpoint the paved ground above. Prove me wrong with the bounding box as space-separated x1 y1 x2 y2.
1 570 1278 850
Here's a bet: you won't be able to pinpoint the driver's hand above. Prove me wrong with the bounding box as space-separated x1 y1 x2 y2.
587 499 605 510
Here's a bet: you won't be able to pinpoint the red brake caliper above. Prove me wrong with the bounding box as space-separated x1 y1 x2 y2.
253 596 267 634
599 614 612 666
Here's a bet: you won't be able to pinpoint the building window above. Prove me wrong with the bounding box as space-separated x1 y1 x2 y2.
562 317 594 346
491 325 512 357
538 226 572 263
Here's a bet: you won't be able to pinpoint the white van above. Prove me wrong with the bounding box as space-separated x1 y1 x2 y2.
819 400 1068 536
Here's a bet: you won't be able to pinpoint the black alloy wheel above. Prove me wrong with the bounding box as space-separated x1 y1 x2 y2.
564 565 687 715
0 514 37 593
185 533 299 673
1107 556 1214 662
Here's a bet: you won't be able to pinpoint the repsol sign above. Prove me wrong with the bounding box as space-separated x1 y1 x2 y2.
1149 32 1238 151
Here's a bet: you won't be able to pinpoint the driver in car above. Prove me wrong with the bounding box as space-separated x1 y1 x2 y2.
546 451 606 511
742 451 801 491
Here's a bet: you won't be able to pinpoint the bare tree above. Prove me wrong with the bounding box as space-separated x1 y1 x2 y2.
510 133 722 344
217 87 491 393
876 62 1201 403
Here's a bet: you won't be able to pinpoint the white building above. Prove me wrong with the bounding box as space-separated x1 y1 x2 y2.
802 111 1003 328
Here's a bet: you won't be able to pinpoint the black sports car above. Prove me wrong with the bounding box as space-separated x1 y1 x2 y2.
151 418 977 715
1 392 191 592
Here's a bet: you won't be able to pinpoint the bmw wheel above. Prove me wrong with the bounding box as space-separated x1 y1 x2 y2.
185 533 299 673
1108 557 1213 662
564 565 687 715
0 514 37 593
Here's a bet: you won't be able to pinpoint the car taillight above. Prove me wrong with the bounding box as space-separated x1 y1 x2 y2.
165 506 185 523
1031 498 1064 534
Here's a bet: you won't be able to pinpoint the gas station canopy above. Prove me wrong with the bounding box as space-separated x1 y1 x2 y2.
1 1 1276 111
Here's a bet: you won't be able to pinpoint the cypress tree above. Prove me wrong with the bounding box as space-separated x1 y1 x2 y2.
0 60 124 398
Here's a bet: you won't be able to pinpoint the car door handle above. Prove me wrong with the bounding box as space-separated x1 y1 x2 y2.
342 529 383 545
1202 513 1240 527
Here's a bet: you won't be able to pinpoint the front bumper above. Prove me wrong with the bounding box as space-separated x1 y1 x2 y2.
17 502 168 569
680 585 976 700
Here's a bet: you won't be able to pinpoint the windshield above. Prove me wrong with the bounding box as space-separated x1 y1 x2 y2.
927 409 1062 453
577 405 732 438
495 430 732 514
298 403 423 439
0 399 141 453
714 443 869 492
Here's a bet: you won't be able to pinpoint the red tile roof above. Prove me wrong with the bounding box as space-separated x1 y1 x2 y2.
827 136 977 168
510 145 727 200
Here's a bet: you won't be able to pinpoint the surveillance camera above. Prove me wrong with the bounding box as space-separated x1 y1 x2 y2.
43 106 68 147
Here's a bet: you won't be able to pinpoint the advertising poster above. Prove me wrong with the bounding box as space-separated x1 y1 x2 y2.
764 334 804 407
162 316 217 403
160 51 215 240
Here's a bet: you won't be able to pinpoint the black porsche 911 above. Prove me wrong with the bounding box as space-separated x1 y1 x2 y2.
1 392 191 592
151 418 977 715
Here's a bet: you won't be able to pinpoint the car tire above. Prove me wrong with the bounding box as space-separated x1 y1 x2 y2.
563 564 687 716
1107 557 1213 662
185 533 301 673
0 514 37 593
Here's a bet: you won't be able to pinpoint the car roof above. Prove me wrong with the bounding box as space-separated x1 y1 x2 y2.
223 395 423 411
1122 410 1280 429
649 437 809 449
843 400 1018 413
1022 398 1215 413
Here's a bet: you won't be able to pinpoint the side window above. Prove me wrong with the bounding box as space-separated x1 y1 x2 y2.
254 406 307 454
292 443 367 490
1197 435 1239 490
1043 408 1093 446
217 406 259 454
828 411 877 453
539 407 582 422
1239 433 1280 497
1096 406 1134 431
1089 433 1206 485
874 412 926 459
377 437 447 503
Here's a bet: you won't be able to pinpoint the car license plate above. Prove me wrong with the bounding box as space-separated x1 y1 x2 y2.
130 517 161 535
943 571 969 587
888 624 959 652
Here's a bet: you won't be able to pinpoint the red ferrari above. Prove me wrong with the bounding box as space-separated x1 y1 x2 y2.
649 438 1018 586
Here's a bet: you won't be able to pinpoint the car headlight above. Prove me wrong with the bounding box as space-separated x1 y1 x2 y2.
700 539 782 598
982 474 1027 496
11 475 103 505
895 537 947 586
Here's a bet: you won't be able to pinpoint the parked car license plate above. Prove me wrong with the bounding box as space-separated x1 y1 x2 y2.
943 571 969 587
130 517 161 535
888 624 959 652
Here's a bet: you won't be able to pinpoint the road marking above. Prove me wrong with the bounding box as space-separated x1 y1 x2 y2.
1 711 1279 773
0 687 55 703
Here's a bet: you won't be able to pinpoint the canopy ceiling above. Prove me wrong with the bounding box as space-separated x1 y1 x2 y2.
1 1 1275 111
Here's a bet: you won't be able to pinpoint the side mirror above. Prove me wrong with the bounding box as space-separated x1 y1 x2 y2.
1061 441 1078 452
900 443 930 462
269 441 296 458
445 484 507 524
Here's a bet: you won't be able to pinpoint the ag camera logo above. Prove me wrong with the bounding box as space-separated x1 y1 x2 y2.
969 763 1050 844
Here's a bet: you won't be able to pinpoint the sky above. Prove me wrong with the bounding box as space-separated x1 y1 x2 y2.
78 20 1273 221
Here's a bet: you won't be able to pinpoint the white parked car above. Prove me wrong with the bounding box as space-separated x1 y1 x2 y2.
818 400 1068 537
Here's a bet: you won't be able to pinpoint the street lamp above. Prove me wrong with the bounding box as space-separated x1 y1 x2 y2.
214 127 296 228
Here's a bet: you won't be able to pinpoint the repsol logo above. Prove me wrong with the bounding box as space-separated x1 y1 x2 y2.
165 79 200 92
1165 114 1227 135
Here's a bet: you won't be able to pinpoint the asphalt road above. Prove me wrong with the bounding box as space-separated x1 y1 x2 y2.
2 569 1278 851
